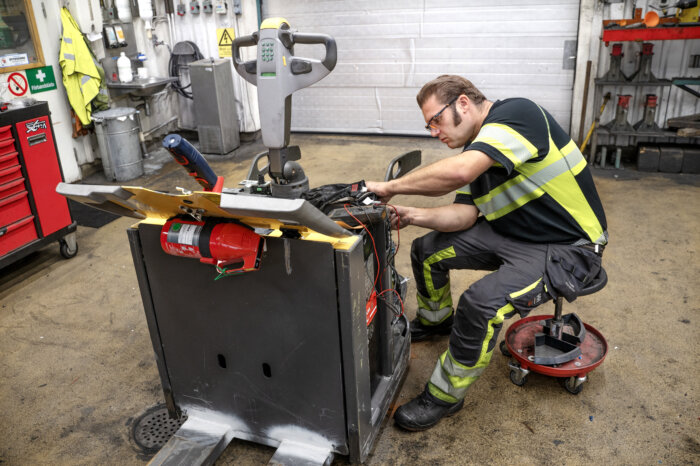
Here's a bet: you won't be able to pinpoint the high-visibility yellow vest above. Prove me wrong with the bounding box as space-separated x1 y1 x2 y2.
59 7 102 125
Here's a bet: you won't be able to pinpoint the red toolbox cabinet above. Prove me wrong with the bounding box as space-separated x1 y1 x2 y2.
0 102 77 269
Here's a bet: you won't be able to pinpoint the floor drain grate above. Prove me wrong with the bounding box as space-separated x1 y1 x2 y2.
132 404 188 452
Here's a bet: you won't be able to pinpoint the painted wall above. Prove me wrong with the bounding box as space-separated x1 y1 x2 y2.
0 0 261 182
0 0 86 182
262 0 581 135
167 0 260 133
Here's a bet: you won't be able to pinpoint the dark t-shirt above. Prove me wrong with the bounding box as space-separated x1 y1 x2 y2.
454 98 607 245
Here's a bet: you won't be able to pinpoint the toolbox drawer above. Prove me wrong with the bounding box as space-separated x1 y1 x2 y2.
0 215 37 256
0 151 19 171
0 138 16 156
0 177 27 199
0 165 22 185
0 191 33 227
0 124 11 141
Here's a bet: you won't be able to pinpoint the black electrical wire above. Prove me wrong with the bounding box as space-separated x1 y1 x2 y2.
169 40 203 100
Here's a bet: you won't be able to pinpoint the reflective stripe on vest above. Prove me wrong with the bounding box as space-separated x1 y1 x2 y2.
472 108 605 245
456 184 471 196
472 123 538 168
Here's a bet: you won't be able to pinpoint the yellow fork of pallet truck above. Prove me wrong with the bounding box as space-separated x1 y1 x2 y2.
121 187 357 250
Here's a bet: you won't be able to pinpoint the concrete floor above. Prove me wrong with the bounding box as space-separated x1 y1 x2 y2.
1 133 698 465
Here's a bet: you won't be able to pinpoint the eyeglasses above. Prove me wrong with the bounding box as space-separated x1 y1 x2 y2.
425 96 459 132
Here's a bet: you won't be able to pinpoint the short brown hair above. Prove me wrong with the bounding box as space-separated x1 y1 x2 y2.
416 75 486 107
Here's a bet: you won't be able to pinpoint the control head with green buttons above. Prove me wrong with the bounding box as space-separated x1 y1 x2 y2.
232 18 338 197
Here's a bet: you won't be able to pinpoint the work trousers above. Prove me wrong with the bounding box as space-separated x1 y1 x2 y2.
411 218 597 403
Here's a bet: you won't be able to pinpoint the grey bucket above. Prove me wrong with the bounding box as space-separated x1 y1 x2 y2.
93 107 143 181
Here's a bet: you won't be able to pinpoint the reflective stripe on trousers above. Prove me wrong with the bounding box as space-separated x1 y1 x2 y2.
428 302 516 403
417 246 456 324
427 273 541 404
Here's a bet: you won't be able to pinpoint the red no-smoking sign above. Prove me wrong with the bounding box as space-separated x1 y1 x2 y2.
8 72 28 97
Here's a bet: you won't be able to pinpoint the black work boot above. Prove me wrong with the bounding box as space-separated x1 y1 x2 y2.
394 387 464 431
410 314 454 342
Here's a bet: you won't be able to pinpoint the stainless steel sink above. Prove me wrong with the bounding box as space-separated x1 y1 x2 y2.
107 77 178 97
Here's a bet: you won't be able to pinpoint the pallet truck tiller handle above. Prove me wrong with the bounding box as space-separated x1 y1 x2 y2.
232 30 337 90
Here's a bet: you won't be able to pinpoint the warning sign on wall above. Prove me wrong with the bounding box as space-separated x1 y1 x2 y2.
217 28 235 58
7 72 28 97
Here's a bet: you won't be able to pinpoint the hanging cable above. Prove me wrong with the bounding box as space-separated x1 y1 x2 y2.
169 40 203 99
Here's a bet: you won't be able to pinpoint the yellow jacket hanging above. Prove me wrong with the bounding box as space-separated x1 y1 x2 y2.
59 7 102 125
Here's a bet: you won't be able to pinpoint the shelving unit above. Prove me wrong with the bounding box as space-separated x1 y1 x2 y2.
589 33 700 167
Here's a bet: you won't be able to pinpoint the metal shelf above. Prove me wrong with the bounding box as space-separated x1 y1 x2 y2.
602 25 700 43
594 79 671 86
595 127 695 138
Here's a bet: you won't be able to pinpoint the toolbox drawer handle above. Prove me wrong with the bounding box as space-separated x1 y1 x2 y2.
27 134 46 146
0 138 15 149
0 152 17 163
0 215 33 237
0 177 25 193
0 190 27 207
0 151 18 163
0 164 21 177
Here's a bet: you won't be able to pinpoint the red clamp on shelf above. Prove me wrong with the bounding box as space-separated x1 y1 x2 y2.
617 95 632 109
645 94 658 108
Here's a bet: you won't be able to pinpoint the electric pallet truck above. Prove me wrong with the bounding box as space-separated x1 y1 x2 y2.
58 18 419 465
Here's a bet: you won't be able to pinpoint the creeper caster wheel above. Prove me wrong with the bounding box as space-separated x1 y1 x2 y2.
563 376 586 395
508 361 529 387
499 340 511 357
510 370 527 386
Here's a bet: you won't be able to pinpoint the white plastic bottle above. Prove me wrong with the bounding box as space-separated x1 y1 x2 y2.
117 52 133 83
115 0 132 21
138 0 153 31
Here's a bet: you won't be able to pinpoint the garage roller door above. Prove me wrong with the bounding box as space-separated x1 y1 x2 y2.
262 0 580 135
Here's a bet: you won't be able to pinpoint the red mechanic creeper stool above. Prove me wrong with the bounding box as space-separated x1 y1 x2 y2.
500 267 608 394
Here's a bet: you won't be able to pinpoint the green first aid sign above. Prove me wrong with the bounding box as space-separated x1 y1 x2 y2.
27 66 57 94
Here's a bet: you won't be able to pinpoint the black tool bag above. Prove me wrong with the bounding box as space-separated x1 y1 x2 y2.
543 244 602 303
302 181 377 214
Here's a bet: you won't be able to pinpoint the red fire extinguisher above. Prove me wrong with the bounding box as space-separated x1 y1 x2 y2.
160 218 264 274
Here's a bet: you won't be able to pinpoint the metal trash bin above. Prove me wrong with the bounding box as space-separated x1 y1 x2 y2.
93 107 143 181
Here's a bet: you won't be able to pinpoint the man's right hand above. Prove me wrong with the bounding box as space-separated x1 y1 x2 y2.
365 180 393 203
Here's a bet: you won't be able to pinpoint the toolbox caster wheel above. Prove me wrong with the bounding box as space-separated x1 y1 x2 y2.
59 239 78 259
509 369 528 387
563 376 585 395
499 340 511 357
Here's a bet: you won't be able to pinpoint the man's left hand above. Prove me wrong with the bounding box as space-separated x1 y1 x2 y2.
388 205 412 230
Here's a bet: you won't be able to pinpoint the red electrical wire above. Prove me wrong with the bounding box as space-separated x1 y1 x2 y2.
378 288 405 318
344 203 405 318
380 203 401 256
344 204 382 291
